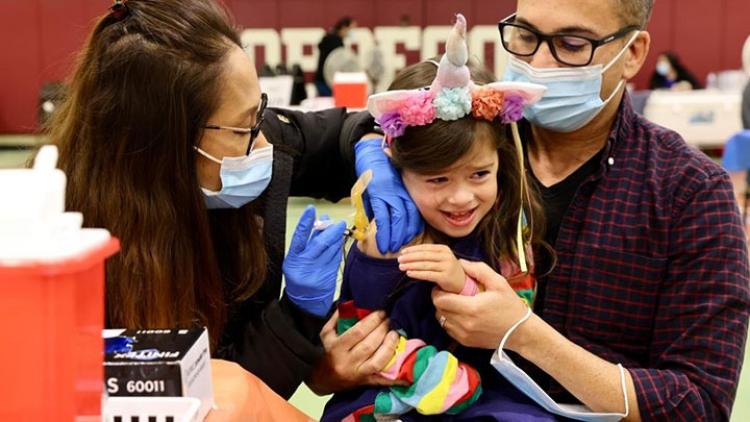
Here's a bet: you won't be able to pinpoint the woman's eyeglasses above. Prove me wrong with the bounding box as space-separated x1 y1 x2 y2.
204 93 268 155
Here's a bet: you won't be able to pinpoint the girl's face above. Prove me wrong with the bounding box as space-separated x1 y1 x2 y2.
399 133 499 239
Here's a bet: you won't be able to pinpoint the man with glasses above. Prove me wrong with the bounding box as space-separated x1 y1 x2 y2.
424 1 750 421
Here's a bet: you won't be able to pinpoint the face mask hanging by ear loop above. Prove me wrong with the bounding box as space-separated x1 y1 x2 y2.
495 304 631 420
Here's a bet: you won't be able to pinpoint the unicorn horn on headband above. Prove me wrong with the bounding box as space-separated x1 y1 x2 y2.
430 14 471 92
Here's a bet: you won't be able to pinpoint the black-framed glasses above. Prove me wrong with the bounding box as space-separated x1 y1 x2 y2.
498 14 639 67
204 92 268 155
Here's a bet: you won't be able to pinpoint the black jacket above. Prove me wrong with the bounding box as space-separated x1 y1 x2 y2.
214 107 375 399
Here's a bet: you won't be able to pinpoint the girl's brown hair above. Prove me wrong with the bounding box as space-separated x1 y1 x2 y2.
388 59 547 272
47 0 266 347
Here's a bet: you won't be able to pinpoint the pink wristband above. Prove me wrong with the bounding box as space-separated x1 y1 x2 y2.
460 276 479 296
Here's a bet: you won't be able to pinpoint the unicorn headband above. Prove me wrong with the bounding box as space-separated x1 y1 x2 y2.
368 14 546 142
367 13 547 273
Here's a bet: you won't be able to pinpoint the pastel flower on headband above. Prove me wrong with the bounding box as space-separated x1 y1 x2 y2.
400 91 436 126
367 13 547 136
500 94 525 124
435 87 472 121
471 88 505 121
378 111 407 138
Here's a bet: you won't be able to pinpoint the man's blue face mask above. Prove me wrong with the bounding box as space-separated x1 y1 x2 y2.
503 31 639 133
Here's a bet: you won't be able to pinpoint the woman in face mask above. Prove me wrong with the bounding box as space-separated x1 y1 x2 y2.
648 51 701 91
48 0 405 410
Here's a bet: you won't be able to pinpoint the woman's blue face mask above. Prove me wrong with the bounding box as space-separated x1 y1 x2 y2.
194 144 274 209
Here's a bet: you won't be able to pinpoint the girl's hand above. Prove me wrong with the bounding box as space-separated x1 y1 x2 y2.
397 244 465 293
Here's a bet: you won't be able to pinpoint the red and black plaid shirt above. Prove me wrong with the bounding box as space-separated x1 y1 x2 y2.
524 95 750 421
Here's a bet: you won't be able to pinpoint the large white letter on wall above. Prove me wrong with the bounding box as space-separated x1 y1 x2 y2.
240 29 281 68
374 26 422 93
281 28 325 74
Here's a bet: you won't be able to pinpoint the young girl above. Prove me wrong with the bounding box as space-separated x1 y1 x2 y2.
322 14 556 422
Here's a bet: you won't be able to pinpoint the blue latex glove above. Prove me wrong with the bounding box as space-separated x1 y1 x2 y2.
354 138 423 254
283 205 346 317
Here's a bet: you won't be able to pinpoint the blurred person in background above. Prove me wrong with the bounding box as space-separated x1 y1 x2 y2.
364 40 385 94
315 16 357 96
649 51 701 91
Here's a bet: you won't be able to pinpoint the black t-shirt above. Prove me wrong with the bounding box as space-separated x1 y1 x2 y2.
530 147 603 315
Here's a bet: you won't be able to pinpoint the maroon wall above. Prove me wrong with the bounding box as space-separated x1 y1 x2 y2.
1 0 748 133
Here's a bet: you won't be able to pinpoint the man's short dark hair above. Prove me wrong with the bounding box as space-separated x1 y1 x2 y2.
617 0 655 29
